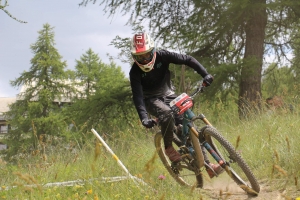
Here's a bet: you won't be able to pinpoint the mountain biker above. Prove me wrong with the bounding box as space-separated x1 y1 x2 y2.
129 32 223 178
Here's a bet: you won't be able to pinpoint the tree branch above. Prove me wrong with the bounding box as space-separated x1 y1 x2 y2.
0 0 27 23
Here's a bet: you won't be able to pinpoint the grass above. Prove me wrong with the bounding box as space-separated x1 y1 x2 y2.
0 107 300 199
202 106 300 197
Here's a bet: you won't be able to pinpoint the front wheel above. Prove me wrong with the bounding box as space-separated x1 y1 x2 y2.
201 126 260 195
154 132 203 188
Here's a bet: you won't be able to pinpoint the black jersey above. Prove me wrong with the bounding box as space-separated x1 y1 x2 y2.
129 49 209 121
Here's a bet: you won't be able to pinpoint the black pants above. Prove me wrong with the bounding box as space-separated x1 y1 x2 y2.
145 95 210 163
145 94 182 148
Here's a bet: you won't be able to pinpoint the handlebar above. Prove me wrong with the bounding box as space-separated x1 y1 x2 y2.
189 83 206 99
155 81 207 123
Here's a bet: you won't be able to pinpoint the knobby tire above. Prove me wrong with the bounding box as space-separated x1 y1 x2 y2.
202 126 260 195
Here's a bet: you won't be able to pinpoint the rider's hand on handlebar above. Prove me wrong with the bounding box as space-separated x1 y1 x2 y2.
142 118 157 128
203 74 214 87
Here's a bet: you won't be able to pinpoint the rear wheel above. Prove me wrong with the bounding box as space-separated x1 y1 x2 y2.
154 131 203 188
201 126 260 195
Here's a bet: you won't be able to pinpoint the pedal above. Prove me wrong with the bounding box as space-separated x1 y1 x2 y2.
171 162 181 173
179 146 189 154
205 162 218 177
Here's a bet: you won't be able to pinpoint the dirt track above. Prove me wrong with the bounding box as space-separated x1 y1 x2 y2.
201 176 300 200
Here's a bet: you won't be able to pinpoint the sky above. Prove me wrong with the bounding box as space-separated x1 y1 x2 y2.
0 0 133 97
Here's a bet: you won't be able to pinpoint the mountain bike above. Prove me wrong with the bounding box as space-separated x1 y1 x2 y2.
154 83 260 196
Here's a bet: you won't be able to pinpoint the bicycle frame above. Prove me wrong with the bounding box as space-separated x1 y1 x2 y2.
155 84 260 194
172 86 225 171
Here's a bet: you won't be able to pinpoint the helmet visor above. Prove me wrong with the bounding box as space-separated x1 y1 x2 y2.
132 49 155 64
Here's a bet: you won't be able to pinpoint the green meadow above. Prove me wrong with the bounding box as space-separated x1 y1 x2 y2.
0 106 300 200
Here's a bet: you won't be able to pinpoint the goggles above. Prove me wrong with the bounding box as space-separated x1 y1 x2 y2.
132 49 155 64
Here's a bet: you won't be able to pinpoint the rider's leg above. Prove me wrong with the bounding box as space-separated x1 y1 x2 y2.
164 94 183 125
206 163 224 178
145 97 181 162
164 95 223 174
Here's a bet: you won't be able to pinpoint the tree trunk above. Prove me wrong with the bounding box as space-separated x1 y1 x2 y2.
238 0 267 119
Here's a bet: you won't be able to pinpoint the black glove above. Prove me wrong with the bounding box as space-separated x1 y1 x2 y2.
142 118 157 128
203 74 214 86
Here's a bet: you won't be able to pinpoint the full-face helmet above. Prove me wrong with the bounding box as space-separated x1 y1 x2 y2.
131 32 156 72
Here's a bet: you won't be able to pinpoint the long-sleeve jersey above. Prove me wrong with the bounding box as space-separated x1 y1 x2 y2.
129 49 209 121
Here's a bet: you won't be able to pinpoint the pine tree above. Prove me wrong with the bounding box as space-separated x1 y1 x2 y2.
80 0 300 118
74 48 102 99
262 63 293 98
65 49 134 136
4 23 74 158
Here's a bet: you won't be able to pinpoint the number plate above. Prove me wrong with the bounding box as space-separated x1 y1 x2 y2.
170 93 193 114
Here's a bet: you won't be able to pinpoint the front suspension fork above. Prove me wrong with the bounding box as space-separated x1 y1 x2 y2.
187 113 226 168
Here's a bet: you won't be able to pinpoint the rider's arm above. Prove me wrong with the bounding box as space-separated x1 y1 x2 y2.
129 69 148 122
159 50 209 78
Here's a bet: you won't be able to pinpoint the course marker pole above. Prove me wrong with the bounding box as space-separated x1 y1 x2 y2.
91 128 148 187
0 129 150 191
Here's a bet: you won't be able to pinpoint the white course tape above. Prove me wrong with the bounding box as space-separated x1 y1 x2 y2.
0 129 150 191
0 176 133 191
